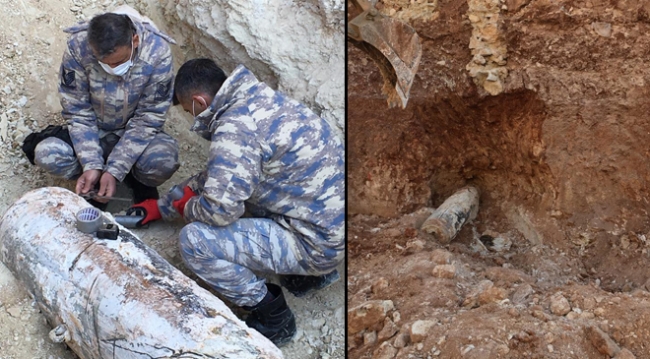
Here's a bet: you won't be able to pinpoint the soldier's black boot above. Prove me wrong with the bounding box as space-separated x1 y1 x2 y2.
245 283 296 347
124 173 159 203
280 269 340 297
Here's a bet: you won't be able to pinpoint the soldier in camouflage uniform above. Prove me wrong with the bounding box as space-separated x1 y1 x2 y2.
129 59 344 346
33 5 179 205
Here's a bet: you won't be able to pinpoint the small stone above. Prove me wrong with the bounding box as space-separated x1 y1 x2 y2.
580 312 596 320
548 344 554 353
615 348 636 359
594 307 606 317
348 300 394 334
374 341 399 359
378 318 399 342
436 60 446 66
432 264 456 279
430 249 453 264
591 22 612 38
392 311 401 324
405 239 425 253
372 277 389 294
6 306 21 318
16 96 27 107
410 320 437 343
512 284 534 304
461 344 475 355
463 280 507 308
585 325 621 357
393 332 409 348
364 331 377 345
468 14 480 23
550 293 571 316
566 311 580 320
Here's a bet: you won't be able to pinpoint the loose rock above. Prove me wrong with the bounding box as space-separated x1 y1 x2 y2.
363 331 377 345
373 341 398 359
410 320 437 343
432 264 456 279
585 325 621 357
378 318 399 342
348 300 394 334
549 293 571 316
512 284 534 305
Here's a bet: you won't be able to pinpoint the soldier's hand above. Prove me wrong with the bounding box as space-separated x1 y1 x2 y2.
76 169 101 195
126 199 162 226
172 186 196 218
96 172 117 203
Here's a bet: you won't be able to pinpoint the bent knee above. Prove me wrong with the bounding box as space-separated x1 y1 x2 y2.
34 138 79 178
133 137 180 185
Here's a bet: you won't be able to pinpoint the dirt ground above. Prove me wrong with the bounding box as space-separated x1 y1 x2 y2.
0 0 343 358
348 0 650 358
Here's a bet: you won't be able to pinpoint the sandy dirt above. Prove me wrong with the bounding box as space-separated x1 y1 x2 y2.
348 0 650 358
0 0 344 358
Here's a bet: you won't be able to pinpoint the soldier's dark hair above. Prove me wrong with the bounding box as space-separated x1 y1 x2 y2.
173 58 227 105
88 13 136 59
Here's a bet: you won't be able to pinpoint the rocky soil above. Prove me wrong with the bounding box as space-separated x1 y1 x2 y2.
348 0 650 358
0 0 344 358
348 211 650 358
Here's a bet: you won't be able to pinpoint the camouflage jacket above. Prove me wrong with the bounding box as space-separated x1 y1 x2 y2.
59 10 175 181
159 65 345 272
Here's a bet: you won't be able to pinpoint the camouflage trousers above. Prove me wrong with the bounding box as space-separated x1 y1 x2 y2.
179 218 315 307
33 131 179 187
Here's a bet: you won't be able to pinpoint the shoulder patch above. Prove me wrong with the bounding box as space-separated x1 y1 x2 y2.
61 68 75 89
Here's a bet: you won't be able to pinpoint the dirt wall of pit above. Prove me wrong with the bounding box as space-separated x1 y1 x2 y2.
349 0 650 284
130 0 344 138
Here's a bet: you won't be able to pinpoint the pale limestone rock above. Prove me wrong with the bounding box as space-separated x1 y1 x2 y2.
410 320 437 343
348 300 394 334
144 0 345 136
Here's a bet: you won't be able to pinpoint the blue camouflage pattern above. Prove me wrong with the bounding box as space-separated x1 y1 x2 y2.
58 7 178 182
34 131 179 186
179 219 312 307
159 65 345 276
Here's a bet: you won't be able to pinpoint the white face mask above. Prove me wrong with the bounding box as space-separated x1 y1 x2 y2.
99 40 134 77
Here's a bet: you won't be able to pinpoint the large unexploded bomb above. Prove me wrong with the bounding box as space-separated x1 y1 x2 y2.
0 187 284 359
420 186 480 244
